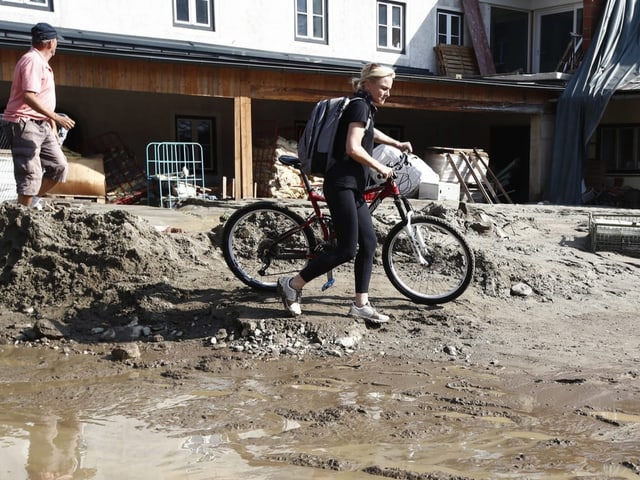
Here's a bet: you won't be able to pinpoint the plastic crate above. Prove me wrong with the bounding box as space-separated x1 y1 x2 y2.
589 213 640 256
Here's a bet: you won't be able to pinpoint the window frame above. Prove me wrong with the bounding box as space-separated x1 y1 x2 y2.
294 0 328 44
173 0 215 31
0 0 52 11
377 0 405 52
599 124 640 173
437 9 464 46
175 115 218 173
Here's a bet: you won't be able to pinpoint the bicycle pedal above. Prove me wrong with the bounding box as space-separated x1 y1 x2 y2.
321 277 335 291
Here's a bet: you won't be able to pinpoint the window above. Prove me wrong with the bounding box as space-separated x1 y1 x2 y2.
377 1 405 51
491 7 529 73
536 7 583 72
295 0 327 43
176 116 217 173
599 125 640 172
377 1 404 51
173 0 214 30
0 0 52 10
437 9 463 45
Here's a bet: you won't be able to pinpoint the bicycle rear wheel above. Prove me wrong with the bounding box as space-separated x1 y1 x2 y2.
221 202 316 291
382 215 474 304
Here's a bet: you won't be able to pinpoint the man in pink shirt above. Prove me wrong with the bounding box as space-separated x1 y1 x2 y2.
2 22 76 208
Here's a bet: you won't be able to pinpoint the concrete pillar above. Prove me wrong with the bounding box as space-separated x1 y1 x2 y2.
529 113 556 202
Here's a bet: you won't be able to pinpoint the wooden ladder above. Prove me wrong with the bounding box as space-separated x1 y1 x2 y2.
445 150 513 204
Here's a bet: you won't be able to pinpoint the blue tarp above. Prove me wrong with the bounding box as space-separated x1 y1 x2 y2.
548 0 640 204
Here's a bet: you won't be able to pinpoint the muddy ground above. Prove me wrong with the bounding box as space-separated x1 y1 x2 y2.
0 199 639 479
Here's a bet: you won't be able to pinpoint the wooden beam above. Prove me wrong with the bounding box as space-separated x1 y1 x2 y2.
461 0 496 75
234 96 253 199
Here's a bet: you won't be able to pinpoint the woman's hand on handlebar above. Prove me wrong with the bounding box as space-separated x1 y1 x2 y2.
376 164 394 180
396 141 413 153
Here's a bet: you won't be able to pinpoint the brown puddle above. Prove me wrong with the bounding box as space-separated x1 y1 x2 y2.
1 346 639 479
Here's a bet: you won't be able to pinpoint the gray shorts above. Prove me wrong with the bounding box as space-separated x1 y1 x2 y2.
5 118 68 196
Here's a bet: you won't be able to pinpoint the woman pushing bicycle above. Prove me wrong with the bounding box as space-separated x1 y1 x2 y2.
277 63 413 323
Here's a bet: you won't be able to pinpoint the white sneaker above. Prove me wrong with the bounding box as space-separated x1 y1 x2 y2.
31 196 43 210
277 277 302 316
349 302 390 324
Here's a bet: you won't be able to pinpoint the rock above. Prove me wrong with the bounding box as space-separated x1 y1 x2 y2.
215 328 228 341
511 282 533 297
444 345 458 356
33 319 66 340
469 221 493 234
111 343 141 361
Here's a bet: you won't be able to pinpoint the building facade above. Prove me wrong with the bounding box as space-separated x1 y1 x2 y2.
2 0 621 203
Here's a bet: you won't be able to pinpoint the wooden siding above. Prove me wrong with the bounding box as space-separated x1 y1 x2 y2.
1 49 558 112
1 47 560 199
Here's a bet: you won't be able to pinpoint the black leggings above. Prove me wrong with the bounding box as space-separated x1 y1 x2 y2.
300 184 376 294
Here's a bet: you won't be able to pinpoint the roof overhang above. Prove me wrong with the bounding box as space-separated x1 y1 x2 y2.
0 20 566 94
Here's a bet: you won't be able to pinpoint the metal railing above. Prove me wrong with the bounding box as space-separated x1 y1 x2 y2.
146 142 206 208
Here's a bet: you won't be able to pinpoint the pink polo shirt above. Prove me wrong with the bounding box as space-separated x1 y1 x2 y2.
3 47 56 123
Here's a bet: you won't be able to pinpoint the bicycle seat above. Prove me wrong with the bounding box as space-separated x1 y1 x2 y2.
279 155 300 167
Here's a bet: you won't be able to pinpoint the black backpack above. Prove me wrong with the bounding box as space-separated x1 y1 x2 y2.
297 96 368 175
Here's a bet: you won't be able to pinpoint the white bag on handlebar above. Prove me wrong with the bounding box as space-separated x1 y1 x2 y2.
370 145 438 196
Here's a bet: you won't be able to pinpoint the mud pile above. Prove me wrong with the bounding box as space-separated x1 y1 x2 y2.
0 204 212 311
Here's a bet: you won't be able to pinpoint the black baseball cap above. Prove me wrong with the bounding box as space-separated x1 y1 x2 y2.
31 22 62 41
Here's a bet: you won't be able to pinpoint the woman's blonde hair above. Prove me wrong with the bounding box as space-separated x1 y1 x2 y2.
351 63 396 91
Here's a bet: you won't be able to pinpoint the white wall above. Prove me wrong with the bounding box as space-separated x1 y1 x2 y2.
1 0 585 75
0 1 449 73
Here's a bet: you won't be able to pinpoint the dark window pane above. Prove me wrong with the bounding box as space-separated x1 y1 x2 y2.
620 128 634 169
297 14 307 36
540 10 574 72
392 6 400 27
313 16 323 38
176 0 189 22
392 28 401 48
177 119 192 142
438 14 446 34
195 0 209 25
379 26 387 46
379 4 387 25
491 7 529 73
313 0 323 15
451 16 460 36
297 0 307 14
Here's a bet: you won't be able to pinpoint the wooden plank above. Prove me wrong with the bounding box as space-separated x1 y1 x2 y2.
445 153 474 202
46 194 106 204
472 149 513 203
462 151 499 203
461 0 496 75
234 95 254 199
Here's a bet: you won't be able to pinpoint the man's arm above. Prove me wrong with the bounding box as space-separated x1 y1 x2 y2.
23 91 75 130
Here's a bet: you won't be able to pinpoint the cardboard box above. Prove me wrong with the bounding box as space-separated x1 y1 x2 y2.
418 181 460 201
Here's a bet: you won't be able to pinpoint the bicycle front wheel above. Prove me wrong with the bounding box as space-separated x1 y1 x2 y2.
382 215 474 304
221 202 316 291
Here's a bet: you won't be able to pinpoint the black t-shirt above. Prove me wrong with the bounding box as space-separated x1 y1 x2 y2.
325 93 375 192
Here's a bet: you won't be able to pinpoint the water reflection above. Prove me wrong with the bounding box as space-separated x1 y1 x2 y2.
0 411 95 480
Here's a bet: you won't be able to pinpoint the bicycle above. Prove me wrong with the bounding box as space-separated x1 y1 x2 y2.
221 154 475 305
